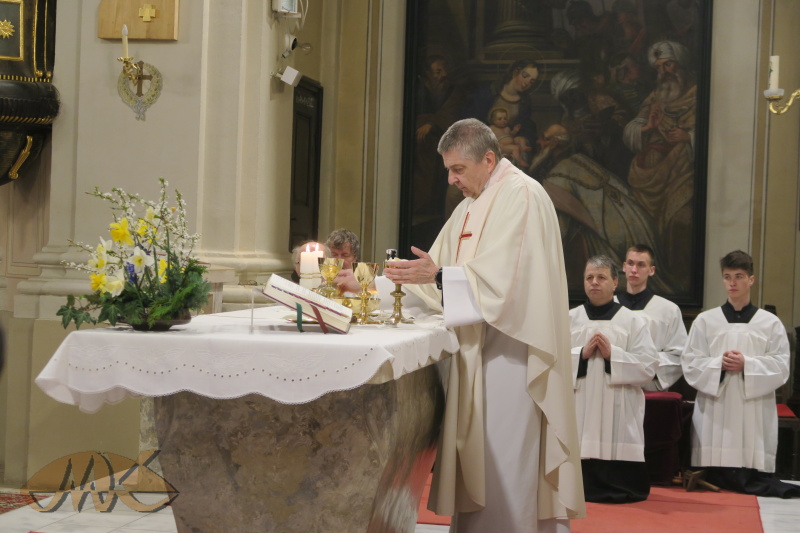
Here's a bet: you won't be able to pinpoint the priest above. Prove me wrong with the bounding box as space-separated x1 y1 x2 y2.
617 244 687 390
384 118 585 532
570 255 658 503
682 250 798 497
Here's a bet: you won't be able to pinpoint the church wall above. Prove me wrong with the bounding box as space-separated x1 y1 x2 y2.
704 0 763 309
763 0 800 329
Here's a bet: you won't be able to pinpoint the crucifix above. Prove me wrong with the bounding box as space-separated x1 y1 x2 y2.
133 61 152 97
456 213 472 261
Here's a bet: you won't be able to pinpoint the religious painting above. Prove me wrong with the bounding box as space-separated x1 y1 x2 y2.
399 0 712 306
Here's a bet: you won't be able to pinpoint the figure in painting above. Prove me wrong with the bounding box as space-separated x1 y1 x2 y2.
487 106 532 167
414 54 466 218
623 40 696 291
534 124 663 294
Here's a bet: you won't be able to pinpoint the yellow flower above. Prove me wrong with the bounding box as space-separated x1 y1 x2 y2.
90 273 108 293
88 244 107 271
137 219 147 237
158 258 168 283
109 217 134 246
144 206 156 223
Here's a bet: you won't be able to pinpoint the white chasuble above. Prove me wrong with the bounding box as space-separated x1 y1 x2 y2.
682 307 790 472
569 305 658 462
406 158 585 526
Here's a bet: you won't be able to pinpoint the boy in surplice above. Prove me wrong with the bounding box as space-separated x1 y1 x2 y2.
682 250 799 497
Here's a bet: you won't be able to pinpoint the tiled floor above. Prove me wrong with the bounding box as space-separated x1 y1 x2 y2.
1 484 798 533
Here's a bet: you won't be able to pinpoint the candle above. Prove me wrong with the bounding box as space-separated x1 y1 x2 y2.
312 242 325 262
769 55 779 91
122 24 129 58
299 244 317 276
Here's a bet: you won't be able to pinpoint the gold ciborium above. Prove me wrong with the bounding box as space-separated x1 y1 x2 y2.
317 257 344 299
383 260 414 325
352 262 380 324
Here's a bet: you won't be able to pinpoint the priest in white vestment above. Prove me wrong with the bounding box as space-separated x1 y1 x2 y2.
569 255 658 503
682 250 798 497
616 245 687 391
385 118 585 532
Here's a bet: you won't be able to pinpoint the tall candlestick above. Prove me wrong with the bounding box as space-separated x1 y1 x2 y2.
122 24 129 58
769 55 780 91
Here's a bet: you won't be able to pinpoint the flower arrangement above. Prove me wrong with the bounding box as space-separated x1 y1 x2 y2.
58 178 210 330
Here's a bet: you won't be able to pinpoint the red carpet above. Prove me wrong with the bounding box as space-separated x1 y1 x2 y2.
0 491 39 514
417 476 762 532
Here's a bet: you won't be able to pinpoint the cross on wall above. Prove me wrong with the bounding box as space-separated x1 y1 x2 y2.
139 4 157 22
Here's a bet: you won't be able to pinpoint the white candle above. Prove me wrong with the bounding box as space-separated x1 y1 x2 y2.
122 24 129 58
769 55 779 91
311 242 325 261
299 244 317 276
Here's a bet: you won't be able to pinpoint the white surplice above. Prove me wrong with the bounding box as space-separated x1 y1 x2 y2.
405 158 585 532
569 304 658 462
617 293 688 390
682 307 790 472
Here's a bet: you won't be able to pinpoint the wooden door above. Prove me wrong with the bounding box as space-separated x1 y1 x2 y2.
289 77 323 250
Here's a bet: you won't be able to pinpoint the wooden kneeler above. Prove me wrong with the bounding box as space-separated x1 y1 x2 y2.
672 469 721 492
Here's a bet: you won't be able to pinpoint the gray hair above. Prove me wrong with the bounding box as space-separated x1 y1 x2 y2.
586 255 619 280
437 118 502 162
325 228 360 260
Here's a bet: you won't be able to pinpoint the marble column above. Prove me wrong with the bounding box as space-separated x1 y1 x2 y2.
154 364 445 533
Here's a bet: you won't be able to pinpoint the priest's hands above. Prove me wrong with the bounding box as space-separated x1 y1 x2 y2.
582 332 612 360
722 350 745 372
384 246 439 285
335 269 362 294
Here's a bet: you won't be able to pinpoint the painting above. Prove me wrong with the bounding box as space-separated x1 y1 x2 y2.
399 0 712 306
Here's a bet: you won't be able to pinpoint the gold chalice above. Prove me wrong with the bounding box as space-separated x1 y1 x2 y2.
352 262 380 324
383 260 414 325
317 257 344 299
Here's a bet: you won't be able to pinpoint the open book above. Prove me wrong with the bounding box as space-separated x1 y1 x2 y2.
262 274 352 334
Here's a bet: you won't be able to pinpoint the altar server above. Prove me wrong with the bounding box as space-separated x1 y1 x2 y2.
385 118 585 532
682 250 798 497
570 255 658 503
617 244 687 390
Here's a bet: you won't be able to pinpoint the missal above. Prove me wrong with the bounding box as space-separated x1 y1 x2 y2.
262 274 353 334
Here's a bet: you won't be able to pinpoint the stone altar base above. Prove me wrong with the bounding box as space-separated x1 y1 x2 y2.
154 364 445 533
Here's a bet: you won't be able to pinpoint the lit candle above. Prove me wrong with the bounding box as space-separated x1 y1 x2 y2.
312 242 325 262
122 24 129 58
769 55 779 91
299 244 317 276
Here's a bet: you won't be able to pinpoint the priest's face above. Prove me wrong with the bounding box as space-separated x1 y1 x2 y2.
330 243 356 270
623 251 655 293
584 264 618 306
443 149 496 199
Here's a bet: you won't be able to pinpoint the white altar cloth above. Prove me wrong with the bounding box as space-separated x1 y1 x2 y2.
36 306 459 413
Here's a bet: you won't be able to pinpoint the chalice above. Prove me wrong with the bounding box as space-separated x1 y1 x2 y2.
352 261 380 324
317 257 344 299
383 259 414 325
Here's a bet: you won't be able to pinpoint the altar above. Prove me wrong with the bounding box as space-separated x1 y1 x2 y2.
35 306 459 533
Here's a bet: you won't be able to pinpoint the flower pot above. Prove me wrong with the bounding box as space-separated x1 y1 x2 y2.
128 309 192 332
